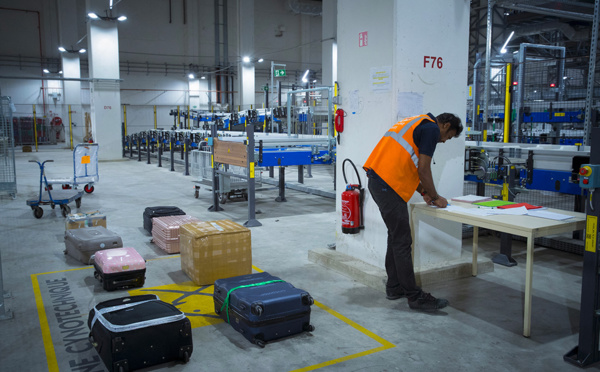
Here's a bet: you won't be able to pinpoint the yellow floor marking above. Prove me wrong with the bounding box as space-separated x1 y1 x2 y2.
32 261 395 372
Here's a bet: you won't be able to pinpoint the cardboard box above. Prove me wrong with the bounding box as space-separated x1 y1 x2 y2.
65 210 107 230
180 220 252 285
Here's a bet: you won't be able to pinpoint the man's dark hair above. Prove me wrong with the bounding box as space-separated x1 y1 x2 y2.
436 113 463 137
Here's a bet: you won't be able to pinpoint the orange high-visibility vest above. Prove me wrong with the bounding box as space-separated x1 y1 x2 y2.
363 114 435 202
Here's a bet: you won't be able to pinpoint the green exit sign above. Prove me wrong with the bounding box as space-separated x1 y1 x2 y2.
274 69 286 77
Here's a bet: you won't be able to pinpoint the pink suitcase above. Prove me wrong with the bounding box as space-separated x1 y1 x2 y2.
93 247 146 291
152 215 201 253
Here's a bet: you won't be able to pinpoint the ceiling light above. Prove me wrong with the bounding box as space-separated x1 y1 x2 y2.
88 12 99 19
500 31 515 54
243 56 250 63
188 73 195 79
302 69 309 83
117 15 127 21
58 46 66 52
258 58 264 63
58 71 63 74
79 48 86 53
43 69 50 73
201 76 206 80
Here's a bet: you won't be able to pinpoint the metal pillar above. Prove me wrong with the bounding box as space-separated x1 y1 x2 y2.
584 0 600 146
146 132 151 164
244 123 261 227
184 134 190 176
0 249 13 321
564 128 600 367
170 132 175 172
276 165 287 202
298 165 304 184
158 132 163 168
483 0 494 138
209 124 224 212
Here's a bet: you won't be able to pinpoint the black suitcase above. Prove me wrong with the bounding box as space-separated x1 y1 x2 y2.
213 272 315 348
143 206 185 234
88 294 193 372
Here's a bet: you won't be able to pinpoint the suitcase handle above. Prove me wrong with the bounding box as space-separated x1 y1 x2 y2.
112 277 143 288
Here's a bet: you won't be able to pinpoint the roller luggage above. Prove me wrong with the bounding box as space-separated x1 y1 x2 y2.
152 215 201 254
64 226 123 265
213 272 315 348
143 206 185 234
88 294 193 372
93 247 146 291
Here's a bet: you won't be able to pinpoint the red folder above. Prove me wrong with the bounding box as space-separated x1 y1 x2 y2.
497 202 543 210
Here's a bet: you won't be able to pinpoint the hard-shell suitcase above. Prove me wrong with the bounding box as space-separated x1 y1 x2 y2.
88 294 193 372
93 247 146 291
143 206 186 234
151 215 201 253
213 272 315 348
64 226 123 265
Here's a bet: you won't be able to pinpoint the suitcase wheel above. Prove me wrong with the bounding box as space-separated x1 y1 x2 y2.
301 293 314 306
254 339 266 348
303 323 315 332
183 350 190 363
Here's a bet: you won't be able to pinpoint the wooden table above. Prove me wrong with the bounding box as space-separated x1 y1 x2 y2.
410 201 586 337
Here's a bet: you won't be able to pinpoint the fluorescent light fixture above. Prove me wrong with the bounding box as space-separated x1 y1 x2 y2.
58 46 66 52
312 79 317 83
242 56 250 63
500 31 515 54
43 69 50 73
117 15 127 21
79 48 86 53
88 12 99 19
258 58 264 63
563 76 568 80
188 73 195 79
59 70 63 74
302 69 309 83
513 50 518 54
200 76 206 80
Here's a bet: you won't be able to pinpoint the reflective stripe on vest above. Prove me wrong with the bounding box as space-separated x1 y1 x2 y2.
383 116 422 168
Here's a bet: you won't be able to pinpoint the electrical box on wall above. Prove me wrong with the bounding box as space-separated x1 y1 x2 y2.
579 164 600 188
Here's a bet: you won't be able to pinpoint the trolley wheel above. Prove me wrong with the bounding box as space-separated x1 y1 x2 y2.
84 184 94 194
61 205 71 217
75 198 82 208
50 202 55 209
219 194 227 204
33 207 43 219
243 192 249 201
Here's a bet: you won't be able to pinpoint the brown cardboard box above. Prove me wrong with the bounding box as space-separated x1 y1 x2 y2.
180 220 252 285
65 210 107 230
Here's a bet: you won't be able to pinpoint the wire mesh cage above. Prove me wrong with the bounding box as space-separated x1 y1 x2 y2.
0 97 17 198
191 149 262 194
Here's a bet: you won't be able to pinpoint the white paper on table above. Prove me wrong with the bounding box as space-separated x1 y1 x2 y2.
441 205 495 216
485 206 528 215
526 209 574 220
450 195 493 203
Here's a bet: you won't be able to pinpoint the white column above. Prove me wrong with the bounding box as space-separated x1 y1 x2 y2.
58 0 83 144
237 0 255 108
336 0 469 271
87 1 123 161
321 0 337 86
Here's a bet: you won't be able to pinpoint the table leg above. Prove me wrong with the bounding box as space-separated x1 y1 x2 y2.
523 235 534 337
473 226 479 276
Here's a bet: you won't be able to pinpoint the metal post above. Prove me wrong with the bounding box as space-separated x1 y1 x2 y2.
244 123 261 227
276 165 287 202
170 132 175 171
33 104 39 152
208 123 224 211
137 134 142 162
483 0 494 141
298 165 304 184
158 132 163 168
146 132 151 164
584 0 600 146
68 104 73 150
184 134 190 176
472 54 481 135
503 63 512 143
0 249 13 321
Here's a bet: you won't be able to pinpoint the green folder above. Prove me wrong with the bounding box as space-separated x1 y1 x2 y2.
472 200 516 207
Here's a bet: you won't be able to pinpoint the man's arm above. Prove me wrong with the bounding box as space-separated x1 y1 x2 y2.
418 153 448 207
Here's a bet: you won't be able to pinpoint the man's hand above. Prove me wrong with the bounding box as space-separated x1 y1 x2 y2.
423 193 433 204
432 196 448 208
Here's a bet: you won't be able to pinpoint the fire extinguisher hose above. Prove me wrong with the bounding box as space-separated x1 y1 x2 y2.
342 158 365 229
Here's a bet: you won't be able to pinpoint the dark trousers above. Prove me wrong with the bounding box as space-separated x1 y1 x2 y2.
368 175 421 301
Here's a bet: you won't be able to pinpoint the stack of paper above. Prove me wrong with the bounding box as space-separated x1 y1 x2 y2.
450 195 493 203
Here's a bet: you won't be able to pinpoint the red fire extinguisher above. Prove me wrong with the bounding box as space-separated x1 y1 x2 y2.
341 158 364 234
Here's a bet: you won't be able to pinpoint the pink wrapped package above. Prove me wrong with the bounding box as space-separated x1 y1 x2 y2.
152 215 201 253
94 247 146 274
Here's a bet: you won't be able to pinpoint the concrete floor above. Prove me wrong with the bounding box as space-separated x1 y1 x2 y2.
0 145 596 372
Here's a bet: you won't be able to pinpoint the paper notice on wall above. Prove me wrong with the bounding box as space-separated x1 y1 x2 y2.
397 92 423 119
349 90 362 115
371 66 392 92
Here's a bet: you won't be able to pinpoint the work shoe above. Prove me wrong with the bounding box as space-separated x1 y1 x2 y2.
408 292 449 312
385 288 405 300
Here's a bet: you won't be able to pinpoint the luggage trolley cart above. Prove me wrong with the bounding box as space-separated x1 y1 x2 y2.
26 160 83 218
47 143 99 193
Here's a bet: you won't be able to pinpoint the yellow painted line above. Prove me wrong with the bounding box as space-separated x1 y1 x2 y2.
290 300 395 372
31 273 59 372
33 262 394 372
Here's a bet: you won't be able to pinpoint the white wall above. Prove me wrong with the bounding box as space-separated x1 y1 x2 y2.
336 0 469 270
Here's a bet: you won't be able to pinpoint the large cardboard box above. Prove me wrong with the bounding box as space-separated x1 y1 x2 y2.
179 220 252 285
66 210 107 230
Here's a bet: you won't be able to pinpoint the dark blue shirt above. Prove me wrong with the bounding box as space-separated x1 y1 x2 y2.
413 114 439 157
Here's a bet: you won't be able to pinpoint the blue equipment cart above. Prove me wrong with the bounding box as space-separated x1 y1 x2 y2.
26 160 83 218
